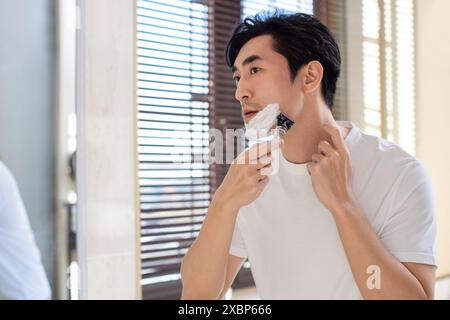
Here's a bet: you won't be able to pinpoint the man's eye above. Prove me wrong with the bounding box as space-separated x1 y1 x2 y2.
250 67 261 74
233 76 240 84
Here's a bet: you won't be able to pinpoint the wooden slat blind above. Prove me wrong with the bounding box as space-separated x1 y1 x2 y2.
137 0 211 299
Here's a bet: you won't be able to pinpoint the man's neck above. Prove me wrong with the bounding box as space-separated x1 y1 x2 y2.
281 107 349 164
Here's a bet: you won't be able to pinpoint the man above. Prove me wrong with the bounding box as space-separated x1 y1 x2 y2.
0 160 51 299
180 12 437 299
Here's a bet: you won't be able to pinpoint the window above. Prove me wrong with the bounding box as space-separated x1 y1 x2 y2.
362 0 416 155
242 0 313 17
136 0 211 299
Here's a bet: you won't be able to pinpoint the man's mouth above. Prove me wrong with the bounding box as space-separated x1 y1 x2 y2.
244 110 258 122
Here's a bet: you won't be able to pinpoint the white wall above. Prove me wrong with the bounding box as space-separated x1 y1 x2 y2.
416 0 450 278
76 0 140 299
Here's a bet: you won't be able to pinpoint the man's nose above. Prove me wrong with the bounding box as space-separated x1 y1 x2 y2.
234 78 251 103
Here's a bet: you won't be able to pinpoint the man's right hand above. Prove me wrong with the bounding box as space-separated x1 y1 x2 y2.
213 140 280 211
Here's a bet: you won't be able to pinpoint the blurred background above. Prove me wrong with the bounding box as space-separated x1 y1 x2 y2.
0 0 449 299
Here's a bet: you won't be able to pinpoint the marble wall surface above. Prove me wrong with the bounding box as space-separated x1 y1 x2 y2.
76 0 140 299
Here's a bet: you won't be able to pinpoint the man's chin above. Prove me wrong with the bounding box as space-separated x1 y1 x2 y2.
243 112 259 123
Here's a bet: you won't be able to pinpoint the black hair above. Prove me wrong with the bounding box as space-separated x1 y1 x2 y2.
225 10 341 109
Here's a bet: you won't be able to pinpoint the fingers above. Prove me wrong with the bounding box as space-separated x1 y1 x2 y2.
322 123 349 158
235 138 281 166
318 140 337 157
256 154 271 169
257 173 269 183
308 153 325 176
311 153 325 163
259 176 270 189
247 139 281 162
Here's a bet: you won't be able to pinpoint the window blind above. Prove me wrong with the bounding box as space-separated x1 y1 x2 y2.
362 0 415 155
136 0 211 299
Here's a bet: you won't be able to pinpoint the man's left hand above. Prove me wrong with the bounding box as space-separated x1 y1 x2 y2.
307 123 355 214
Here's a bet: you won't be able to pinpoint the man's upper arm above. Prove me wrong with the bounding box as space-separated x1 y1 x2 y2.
218 254 246 299
380 161 437 266
403 262 437 299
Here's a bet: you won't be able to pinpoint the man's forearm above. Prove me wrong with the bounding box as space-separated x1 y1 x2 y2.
180 199 238 299
331 202 430 300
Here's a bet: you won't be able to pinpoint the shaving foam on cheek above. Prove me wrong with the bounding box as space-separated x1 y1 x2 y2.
244 103 294 141
244 103 295 176
244 103 280 140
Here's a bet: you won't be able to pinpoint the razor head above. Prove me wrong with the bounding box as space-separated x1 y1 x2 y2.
277 113 295 132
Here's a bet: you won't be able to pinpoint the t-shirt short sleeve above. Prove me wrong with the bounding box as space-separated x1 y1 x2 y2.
229 217 248 258
379 161 437 266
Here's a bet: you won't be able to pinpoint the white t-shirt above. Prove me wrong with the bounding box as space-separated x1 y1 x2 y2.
230 121 437 300
0 161 51 299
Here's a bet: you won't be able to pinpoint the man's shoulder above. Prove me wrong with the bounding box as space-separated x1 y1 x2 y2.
353 130 429 187
355 130 417 165
341 121 414 166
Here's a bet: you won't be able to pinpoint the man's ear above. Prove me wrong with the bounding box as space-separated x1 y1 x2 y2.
302 60 323 93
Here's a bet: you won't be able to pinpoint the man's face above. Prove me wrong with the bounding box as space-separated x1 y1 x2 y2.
232 34 304 124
